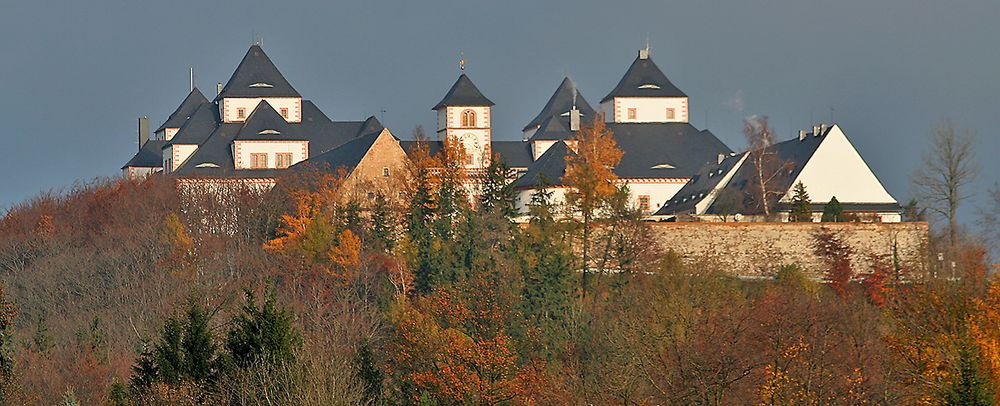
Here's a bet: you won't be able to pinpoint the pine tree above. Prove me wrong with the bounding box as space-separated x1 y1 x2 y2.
479 154 518 220
369 192 396 252
225 290 300 368
789 181 812 222
822 196 844 222
354 338 384 404
181 303 217 383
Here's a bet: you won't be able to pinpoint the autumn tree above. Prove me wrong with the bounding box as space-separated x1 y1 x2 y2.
0 284 17 402
912 120 978 250
812 228 853 296
788 182 812 222
743 116 790 217
563 117 623 295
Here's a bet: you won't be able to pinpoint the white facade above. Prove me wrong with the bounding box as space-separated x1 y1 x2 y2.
221 97 302 123
531 140 558 160
164 144 199 173
601 97 689 123
780 125 897 205
622 179 689 214
438 106 492 169
232 140 309 169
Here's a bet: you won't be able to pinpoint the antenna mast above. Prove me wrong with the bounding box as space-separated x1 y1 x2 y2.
189 68 194 91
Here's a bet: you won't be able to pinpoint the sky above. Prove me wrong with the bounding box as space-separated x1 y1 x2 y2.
1 0 998 226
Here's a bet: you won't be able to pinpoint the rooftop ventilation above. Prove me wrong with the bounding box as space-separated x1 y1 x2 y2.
195 163 221 168
651 163 675 169
249 82 274 88
638 84 661 89
258 129 281 135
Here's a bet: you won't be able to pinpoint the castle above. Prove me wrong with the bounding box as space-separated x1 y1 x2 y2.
123 43 901 222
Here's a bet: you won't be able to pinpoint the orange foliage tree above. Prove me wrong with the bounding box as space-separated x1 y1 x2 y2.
563 117 623 294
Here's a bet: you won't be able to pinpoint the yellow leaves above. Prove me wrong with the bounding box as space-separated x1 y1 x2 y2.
969 279 1000 389
563 118 623 211
327 229 361 278
159 213 195 274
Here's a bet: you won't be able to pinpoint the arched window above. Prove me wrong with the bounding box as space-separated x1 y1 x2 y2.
461 110 476 127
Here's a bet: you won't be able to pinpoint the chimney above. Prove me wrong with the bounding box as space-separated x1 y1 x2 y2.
138 116 150 150
638 48 650 60
798 129 806 141
812 125 820 136
216 82 223 97
569 108 581 131
819 123 828 135
717 153 725 165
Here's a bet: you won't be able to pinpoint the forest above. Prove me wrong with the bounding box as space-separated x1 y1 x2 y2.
0 121 999 405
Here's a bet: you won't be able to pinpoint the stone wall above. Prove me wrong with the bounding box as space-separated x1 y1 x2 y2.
648 222 929 277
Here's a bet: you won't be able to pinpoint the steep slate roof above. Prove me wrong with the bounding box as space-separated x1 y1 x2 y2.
523 77 596 132
297 129 385 172
529 114 577 141
171 101 381 177
399 140 443 157
122 140 167 169
490 141 533 168
601 54 686 103
513 141 571 189
167 103 219 145
156 88 208 132
514 123 732 189
432 74 494 110
654 152 746 215
608 123 732 179
234 101 304 141
657 128 834 216
216 45 300 100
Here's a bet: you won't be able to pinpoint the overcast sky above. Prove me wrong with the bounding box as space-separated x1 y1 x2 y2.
1 0 998 226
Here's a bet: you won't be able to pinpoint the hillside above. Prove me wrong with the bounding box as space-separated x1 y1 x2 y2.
0 167 997 404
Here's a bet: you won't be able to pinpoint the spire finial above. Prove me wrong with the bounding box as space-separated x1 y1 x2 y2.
639 35 651 59
189 67 194 91
459 51 465 72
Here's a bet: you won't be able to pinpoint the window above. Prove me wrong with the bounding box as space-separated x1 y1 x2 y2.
237 108 246 119
382 167 390 177
465 153 475 166
250 153 267 169
276 153 293 169
367 192 375 200
638 195 650 212
627 108 637 120
665 108 675 120
461 109 476 127
280 108 289 119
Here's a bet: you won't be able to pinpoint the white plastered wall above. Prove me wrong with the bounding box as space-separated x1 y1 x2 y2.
221 98 302 123
531 140 558 160
165 144 199 172
232 141 309 169
781 125 896 205
600 97 688 123
622 180 688 214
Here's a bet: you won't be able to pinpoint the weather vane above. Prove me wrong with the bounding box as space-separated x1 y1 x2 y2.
459 52 465 72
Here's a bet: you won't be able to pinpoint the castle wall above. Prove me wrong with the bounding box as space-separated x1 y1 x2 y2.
648 222 928 277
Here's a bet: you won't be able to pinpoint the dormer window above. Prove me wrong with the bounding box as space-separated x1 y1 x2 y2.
237 108 246 119
248 82 274 88
461 110 476 127
280 108 289 119
639 84 661 89
258 129 281 135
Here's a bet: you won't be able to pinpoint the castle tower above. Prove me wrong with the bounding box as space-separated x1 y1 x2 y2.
600 47 689 124
432 73 494 169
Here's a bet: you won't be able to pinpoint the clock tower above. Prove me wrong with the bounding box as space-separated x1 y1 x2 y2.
432 73 494 169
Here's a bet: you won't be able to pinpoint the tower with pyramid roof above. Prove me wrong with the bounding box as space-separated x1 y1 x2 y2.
433 73 495 169
600 47 689 124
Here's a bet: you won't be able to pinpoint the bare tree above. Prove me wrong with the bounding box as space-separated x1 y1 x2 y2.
743 116 790 218
912 120 978 249
980 182 1000 254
